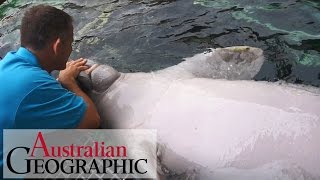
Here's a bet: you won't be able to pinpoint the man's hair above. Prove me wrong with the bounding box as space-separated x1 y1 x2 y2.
20 5 73 50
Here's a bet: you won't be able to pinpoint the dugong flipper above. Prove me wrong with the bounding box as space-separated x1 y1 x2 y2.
77 46 320 180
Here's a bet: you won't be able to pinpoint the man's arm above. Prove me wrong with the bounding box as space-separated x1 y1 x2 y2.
58 58 100 129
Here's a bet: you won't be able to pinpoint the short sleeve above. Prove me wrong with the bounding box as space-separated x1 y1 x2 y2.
15 80 87 129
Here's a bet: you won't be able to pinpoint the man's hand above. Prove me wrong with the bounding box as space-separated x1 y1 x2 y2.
58 58 89 90
58 58 100 129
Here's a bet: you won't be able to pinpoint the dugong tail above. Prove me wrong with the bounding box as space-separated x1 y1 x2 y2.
155 46 264 80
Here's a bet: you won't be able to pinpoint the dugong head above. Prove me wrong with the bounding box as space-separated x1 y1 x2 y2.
77 60 121 93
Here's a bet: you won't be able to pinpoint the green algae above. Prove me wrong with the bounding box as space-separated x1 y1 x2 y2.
193 0 238 9
0 0 20 19
232 11 320 42
0 0 66 19
77 11 111 37
263 3 283 10
303 0 320 9
194 0 320 42
194 0 320 67
293 51 320 66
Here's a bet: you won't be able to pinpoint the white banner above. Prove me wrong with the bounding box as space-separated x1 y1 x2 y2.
3 129 157 179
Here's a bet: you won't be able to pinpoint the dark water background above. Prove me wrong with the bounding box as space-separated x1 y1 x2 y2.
1 0 319 87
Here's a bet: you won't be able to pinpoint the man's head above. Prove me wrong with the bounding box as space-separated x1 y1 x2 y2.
21 5 73 71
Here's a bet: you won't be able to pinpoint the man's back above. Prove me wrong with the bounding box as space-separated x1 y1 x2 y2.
0 47 87 174
0 48 44 128
0 5 101 178
0 47 87 129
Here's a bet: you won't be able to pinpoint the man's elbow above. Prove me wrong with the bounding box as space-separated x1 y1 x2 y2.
93 112 101 128
77 109 101 129
87 111 101 128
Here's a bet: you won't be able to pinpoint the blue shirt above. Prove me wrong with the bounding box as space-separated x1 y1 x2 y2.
0 47 87 176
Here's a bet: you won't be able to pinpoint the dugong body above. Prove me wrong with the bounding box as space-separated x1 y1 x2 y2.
78 47 320 179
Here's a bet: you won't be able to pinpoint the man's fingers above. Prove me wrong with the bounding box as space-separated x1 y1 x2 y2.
70 58 84 62
69 58 84 65
66 61 73 66
75 57 85 61
74 58 85 63
77 65 89 72
74 58 87 66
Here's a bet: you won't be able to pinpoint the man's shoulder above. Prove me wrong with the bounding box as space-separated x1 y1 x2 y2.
0 53 59 102
1 52 55 85
0 51 64 128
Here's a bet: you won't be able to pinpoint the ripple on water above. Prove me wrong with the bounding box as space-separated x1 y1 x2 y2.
0 0 319 86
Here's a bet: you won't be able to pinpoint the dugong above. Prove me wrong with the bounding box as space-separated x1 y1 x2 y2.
77 46 320 179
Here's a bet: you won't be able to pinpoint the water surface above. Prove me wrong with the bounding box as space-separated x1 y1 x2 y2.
0 0 319 86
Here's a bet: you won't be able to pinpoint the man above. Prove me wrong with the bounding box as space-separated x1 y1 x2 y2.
0 5 100 175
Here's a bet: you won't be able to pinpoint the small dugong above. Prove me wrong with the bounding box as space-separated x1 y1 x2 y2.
77 46 320 180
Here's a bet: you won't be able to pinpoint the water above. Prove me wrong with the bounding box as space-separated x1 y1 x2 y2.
0 0 319 86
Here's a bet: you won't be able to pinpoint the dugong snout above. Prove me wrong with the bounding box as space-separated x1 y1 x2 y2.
77 60 121 93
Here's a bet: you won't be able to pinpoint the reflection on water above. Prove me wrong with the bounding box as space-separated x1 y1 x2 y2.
0 0 319 86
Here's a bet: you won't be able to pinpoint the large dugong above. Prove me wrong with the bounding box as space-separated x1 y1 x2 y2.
77 46 320 179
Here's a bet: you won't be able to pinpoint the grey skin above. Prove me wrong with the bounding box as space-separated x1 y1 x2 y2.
77 46 320 180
